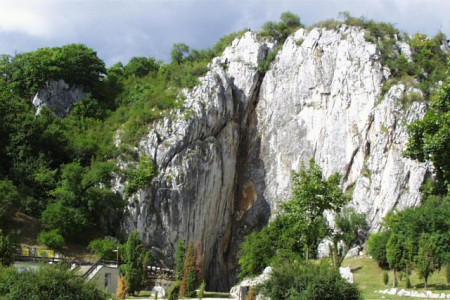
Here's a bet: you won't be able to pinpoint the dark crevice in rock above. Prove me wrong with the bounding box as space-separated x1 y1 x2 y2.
342 146 360 183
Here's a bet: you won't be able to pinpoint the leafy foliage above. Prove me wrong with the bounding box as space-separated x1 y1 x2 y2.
330 208 368 267
259 11 304 43
167 280 181 300
125 155 155 196
175 239 186 280
239 158 349 278
37 229 66 249
0 264 107 299
258 260 361 300
2 44 105 98
121 230 150 296
0 230 15 267
180 241 200 297
88 238 120 260
367 231 390 269
415 233 440 288
281 158 350 260
405 60 450 189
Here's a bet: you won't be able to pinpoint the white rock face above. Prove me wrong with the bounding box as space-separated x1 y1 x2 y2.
230 267 272 300
118 27 430 290
339 267 354 284
252 26 429 229
32 79 87 116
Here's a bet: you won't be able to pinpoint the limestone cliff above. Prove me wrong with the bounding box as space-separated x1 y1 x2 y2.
117 27 430 290
32 79 87 116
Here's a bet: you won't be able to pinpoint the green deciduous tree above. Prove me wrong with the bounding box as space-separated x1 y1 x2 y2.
171 43 190 64
124 57 160 78
330 208 368 267
415 233 440 288
281 158 350 260
367 231 391 269
405 60 450 192
386 233 413 287
88 238 120 260
0 180 20 226
0 230 15 267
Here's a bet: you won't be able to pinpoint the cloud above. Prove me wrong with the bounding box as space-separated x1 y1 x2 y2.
0 0 449 67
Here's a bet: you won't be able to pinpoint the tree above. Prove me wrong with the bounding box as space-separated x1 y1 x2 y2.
386 233 411 287
367 231 391 269
180 241 198 297
124 57 160 78
405 60 450 191
280 11 302 28
281 158 350 260
0 180 20 226
88 238 120 260
238 214 302 279
330 208 368 267
415 233 440 288
121 230 147 296
0 230 15 267
175 239 186 280
171 43 190 64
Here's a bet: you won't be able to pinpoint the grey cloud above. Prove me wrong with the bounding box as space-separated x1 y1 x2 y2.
0 0 448 67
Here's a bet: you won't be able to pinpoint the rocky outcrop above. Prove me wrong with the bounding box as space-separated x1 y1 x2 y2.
117 27 430 290
250 26 429 229
32 79 87 116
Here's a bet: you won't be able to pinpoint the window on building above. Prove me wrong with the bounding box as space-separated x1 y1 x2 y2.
104 273 111 288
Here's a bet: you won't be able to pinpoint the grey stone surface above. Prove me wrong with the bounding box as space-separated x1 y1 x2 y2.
115 27 431 290
32 79 87 116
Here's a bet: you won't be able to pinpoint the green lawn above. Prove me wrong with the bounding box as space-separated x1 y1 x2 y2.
126 291 231 299
342 256 449 299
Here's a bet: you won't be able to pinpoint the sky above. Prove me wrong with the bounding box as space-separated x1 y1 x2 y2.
0 0 449 67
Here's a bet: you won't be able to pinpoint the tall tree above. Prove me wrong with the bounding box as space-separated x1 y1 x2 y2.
281 158 350 260
180 241 199 297
0 230 15 267
122 231 147 296
416 233 440 288
405 60 450 192
330 207 368 267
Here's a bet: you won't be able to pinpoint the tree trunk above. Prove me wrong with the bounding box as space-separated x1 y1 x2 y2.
392 269 397 288
306 244 310 261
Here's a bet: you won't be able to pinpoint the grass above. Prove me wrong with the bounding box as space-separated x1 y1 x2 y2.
342 256 450 299
126 291 231 299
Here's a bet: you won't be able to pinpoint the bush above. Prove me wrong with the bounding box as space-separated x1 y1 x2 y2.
258 260 361 300
88 238 119 260
167 280 181 300
197 280 206 299
0 264 107 299
367 231 390 269
383 272 389 285
37 229 66 249
406 276 411 288
0 230 15 267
